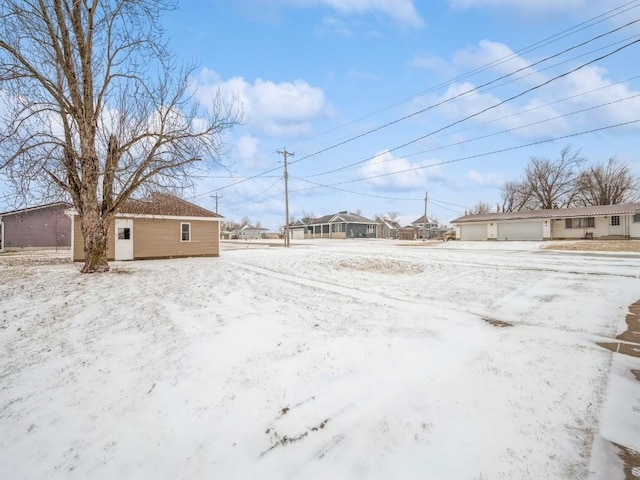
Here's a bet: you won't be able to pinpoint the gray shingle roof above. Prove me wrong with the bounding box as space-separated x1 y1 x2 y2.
293 211 375 226
451 203 640 224
121 193 220 218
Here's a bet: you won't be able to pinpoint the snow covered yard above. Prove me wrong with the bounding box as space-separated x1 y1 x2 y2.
1 241 639 479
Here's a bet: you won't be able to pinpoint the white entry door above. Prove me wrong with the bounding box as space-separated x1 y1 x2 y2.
609 215 623 235
115 219 133 260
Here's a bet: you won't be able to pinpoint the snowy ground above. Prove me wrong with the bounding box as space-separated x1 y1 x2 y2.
1 240 639 480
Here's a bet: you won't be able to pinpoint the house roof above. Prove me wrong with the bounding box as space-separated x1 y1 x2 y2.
376 217 401 229
239 224 267 231
289 211 375 226
116 192 220 218
411 214 438 225
0 201 71 217
326 211 375 223
451 203 640 224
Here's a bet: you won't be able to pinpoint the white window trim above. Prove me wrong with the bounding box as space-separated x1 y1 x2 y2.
181 222 191 242
565 217 595 229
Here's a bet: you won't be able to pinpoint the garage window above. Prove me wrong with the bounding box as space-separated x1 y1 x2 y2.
181 222 191 242
565 217 594 228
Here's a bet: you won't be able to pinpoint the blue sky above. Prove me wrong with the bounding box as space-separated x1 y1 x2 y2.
169 0 638 230
6 0 640 230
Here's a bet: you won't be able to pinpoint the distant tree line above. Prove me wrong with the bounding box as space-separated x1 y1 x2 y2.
470 146 639 214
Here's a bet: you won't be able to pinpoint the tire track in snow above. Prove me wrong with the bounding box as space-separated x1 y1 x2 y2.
222 259 465 319
223 259 636 352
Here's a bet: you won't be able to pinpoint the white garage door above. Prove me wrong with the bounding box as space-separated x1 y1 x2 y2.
460 223 487 241
497 220 543 240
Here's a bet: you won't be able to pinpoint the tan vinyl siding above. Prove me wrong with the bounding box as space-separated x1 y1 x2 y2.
132 218 219 258
72 216 219 261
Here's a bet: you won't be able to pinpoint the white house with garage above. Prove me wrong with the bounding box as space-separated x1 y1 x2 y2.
451 203 640 241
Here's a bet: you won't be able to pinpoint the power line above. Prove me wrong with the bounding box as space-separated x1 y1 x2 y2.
326 119 640 187
285 0 640 151
221 178 282 213
305 92 640 178
400 73 640 155
216 118 639 216
287 18 640 167
199 3 640 200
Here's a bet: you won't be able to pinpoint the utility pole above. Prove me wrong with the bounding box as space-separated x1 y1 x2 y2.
210 193 223 214
278 148 294 247
423 191 428 240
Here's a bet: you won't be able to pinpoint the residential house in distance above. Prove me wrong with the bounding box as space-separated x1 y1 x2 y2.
232 224 268 240
375 216 401 239
451 203 640 241
288 211 378 239
69 192 222 261
0 202 71 252
411 214 447 239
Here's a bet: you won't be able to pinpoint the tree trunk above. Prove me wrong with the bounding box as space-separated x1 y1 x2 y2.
80 208 110 273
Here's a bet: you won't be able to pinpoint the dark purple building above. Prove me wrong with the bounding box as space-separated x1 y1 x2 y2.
0 202 71 252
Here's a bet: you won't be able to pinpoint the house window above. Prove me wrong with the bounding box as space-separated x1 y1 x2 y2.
117 227 130 240
367 224 375 234
634 213 640 223
611 215 620 226
181 223 191 242
565 217 595 229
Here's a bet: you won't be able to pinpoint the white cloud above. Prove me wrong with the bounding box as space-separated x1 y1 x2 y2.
467 169 504 187
316 16 353 36
359 151 443 190
410 54 454 76
426 39 640 140
556 65 640 127
279 0 424 27
433 81 568 139
193 68 332 138
454 40 544 84
232 135 262 168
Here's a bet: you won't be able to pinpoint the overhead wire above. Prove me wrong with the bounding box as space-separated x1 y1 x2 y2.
221 118 640 214
198 3 640 216
310 119 640 188
287 17 640 167
201 4 640 198
304 92 640 178
285 0 640 151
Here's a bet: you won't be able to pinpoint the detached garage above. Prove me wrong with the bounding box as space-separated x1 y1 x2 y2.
452 204 640 241
69 193 222 261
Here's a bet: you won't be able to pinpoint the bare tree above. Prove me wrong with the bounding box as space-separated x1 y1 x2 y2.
470 201 492 214
301 210 314 224
501 179 534 212
575 157 639 206
386 210 400 221
524 146 585 209
240 216 250 227
0 1 241 272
